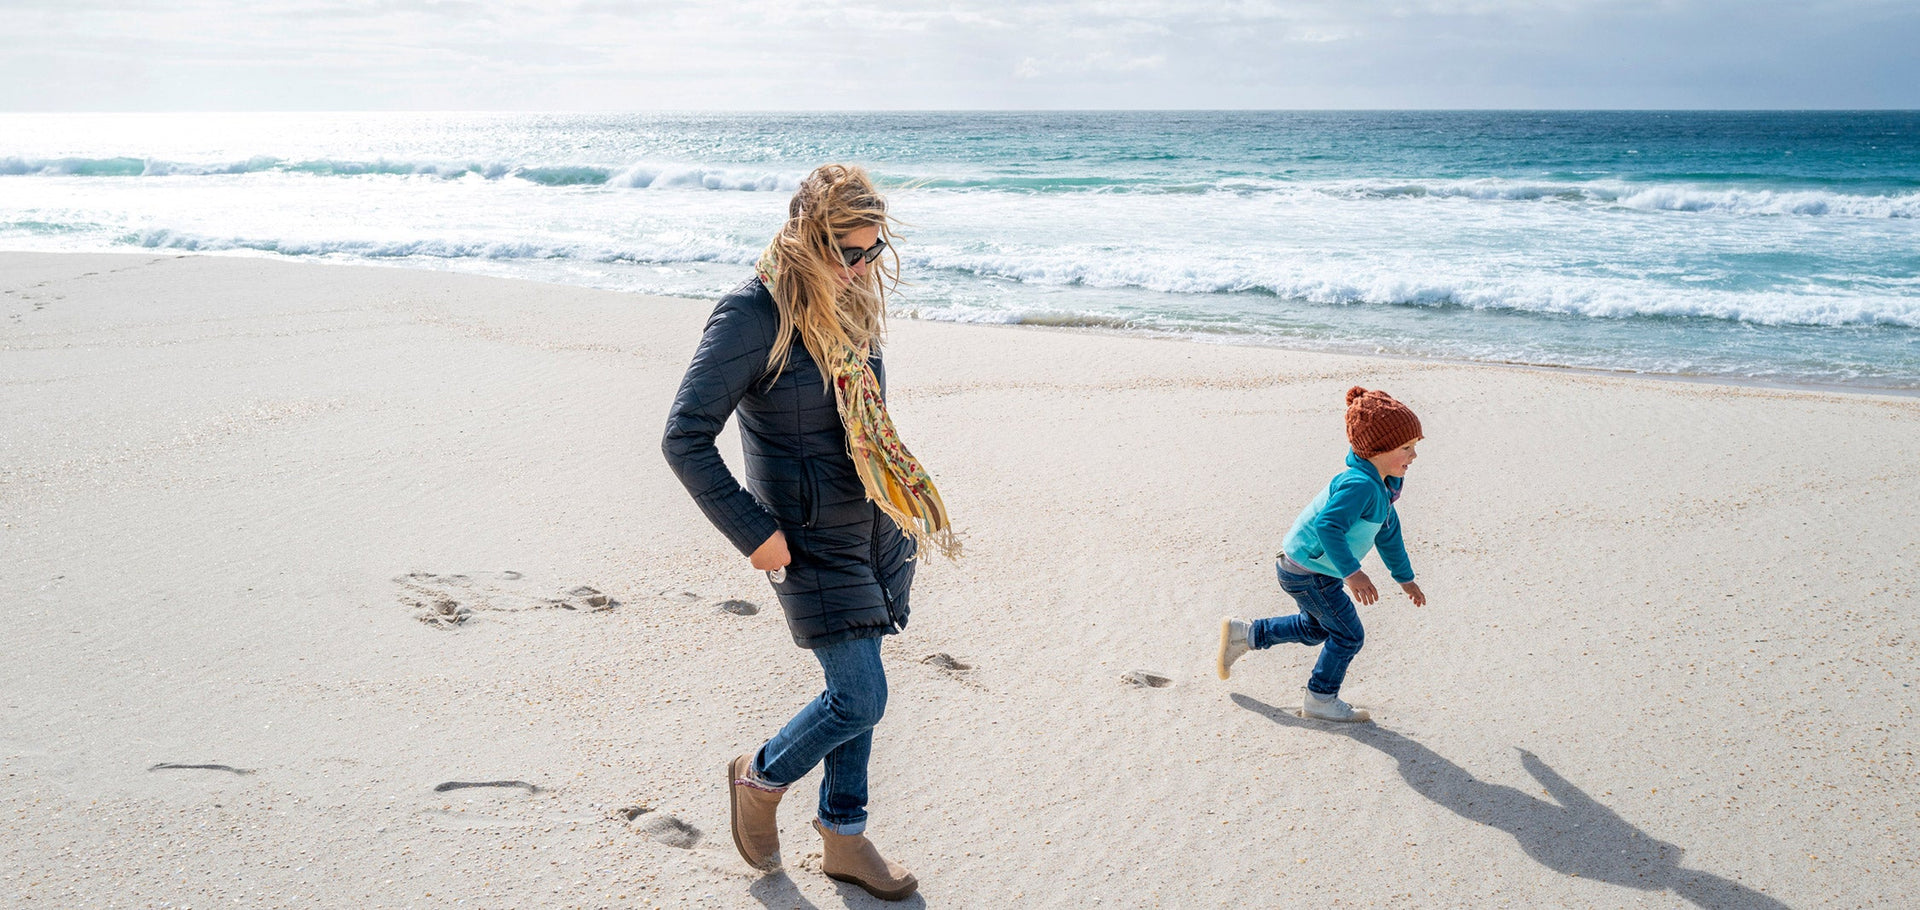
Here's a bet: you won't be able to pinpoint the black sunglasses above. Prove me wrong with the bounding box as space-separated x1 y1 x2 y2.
838 238 888 268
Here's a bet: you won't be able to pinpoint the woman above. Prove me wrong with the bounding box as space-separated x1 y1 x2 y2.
662 164 958 901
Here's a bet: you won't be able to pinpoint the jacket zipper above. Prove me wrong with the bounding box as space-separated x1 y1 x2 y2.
801 458 818 529
873 508 900 632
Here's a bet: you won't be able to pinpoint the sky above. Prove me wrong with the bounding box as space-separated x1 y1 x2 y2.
4 0 1917 111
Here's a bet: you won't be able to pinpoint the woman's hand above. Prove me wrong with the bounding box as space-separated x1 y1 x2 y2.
750 530 791 572
1401 581 1426 607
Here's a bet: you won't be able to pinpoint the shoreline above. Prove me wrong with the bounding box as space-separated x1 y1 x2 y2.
10 245 1917 399
995 317 1920 401
5 250 1915 908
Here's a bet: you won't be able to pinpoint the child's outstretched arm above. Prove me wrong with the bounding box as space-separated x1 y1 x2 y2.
1374 510 1415 583
1373 509 1422 607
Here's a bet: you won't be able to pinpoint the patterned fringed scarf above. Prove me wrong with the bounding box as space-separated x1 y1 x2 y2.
758 245 962 560
828 345 962 560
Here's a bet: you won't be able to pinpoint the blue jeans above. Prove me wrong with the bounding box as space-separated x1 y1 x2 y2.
752 635 887 835
1250 562 1365 697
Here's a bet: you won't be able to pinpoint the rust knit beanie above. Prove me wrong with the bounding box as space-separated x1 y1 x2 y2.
1345 386 1422 457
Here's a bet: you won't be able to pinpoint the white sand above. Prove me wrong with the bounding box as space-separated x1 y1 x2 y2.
3 252 1915 908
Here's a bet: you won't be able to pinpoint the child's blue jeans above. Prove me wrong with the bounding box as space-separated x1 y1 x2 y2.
752 634 887 835
1250 561 1365 697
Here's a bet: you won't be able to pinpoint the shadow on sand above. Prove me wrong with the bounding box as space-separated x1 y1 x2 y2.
747 868 929 910
748 871 821 910
1231 694 1787 910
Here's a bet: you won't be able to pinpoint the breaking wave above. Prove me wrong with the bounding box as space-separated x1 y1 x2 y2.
907 249 1920 329
7 154 1915 216
0 155 799 190
121 228 759 267
1327 179 1920 218
89 225 1918 329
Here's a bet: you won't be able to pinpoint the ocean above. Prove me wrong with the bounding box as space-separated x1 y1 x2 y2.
3 110 1917 389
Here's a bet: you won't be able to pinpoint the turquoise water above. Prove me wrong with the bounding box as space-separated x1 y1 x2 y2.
3 111 1917 388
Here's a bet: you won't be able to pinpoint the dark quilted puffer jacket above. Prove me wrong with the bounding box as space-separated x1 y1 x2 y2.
662 277 916 649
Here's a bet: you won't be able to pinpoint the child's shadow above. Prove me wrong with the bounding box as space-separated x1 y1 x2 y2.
1231 694 1786 910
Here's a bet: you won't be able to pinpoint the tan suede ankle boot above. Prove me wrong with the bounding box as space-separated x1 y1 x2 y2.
728 753 787 871
812 817 919 901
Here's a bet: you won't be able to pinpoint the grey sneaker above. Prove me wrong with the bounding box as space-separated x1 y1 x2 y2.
1216 617 1252 680
1301 689 1371 723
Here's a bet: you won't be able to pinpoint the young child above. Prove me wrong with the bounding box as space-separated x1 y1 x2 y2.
1216 386 1427 723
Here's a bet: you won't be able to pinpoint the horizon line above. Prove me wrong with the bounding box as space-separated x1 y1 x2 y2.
6 107 1920 116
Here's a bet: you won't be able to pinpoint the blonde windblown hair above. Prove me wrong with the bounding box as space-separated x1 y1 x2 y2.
755 164 960 559
759 164 900 378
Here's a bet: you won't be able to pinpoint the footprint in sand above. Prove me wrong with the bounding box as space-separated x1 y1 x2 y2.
612 805 702 849
640 815 702 849
415 599 473 628
150 762 254 775
913 651 990 691
665 590 762 616
563 585 613 609
611 805 649 823
395 571 619 626
920 652 973 672
433 780 540 794
1121 670 1174 688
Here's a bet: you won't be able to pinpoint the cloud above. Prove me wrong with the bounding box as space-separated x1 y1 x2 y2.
1015 52 1167 80
1 0 1916 109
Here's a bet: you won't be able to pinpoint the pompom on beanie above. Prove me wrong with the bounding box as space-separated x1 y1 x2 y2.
1345 386 1422 458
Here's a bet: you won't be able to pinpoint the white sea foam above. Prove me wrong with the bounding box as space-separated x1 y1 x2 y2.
9 149 1916 219
1611 186 1920 218
14 217 1906 329
124 228 760 268
1325 179 1920 218
905 248 1920 328
1 154 804 192
606 164 800 191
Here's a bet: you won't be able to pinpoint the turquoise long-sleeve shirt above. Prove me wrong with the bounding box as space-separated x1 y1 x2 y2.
1281 451 1415 584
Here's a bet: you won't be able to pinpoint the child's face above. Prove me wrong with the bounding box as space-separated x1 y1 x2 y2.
1369 438 1420 478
